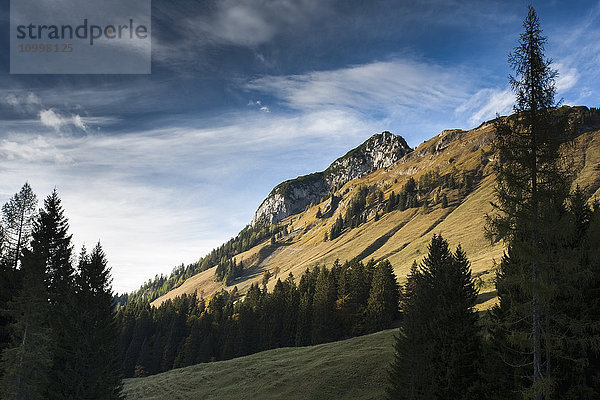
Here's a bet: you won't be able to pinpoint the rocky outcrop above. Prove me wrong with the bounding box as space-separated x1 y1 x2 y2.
252 131 412 225
252 173 329 226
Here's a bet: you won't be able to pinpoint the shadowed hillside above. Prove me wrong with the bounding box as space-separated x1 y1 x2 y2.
124 328 397 400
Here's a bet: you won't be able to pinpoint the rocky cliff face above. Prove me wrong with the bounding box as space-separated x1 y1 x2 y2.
252 131 412 225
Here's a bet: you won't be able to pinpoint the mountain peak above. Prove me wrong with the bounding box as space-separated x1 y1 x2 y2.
251 131 412 226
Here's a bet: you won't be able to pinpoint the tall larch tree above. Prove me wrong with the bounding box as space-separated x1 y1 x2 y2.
487 6 571 399
0 184 38 353
0 222 10 351
0 189 64 400
1 182 38 270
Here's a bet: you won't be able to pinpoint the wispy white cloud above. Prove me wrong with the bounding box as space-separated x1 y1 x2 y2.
248 100 270 113
0 85 140 135
200 3 275 47
0 135 73 164
2 80 169 123
245 56 543 147
555 63 579 92
2 92 42 114
39 109 88 132
71 115 87 130
455 87 514 126
247 60 472 115
551 2 600 105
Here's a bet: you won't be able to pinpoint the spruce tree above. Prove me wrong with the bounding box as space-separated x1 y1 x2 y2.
281 274 300 347
366 260 400 332
311 268 336 344
388 235 480 399
346 260 370 334
296 267 317 346
488 194 600 399
263 279 286 349
387 192 396 213
397 191 407 211
388 261 428 400
0 189 76 400
35 190 75 305
295 292 312 346
435 244 480 398
174 315 204 367
400 261 419 314
72 243 124 399
35 190 77 400
122 305 152 377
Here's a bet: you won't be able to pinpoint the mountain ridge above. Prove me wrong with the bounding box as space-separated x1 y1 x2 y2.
251 131 412 225
146 106 600 308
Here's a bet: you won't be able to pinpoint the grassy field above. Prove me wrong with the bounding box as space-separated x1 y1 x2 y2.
124 329 397 400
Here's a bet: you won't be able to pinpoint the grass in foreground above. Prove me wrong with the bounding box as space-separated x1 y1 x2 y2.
124 328 397 400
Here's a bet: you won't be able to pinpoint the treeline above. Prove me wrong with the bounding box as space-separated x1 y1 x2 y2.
122 222 284 305
117 257 400 377
0 185 122 399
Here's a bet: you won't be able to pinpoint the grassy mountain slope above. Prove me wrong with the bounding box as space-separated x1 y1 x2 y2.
152 107 600 308
124 328 397 400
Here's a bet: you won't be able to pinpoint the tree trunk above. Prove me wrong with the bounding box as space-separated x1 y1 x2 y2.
530 117 544 400
13 207 25 270
17 318 29 399
533 274 543 400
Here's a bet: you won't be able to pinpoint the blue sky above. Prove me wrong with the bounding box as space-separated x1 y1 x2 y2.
1 0 599 293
